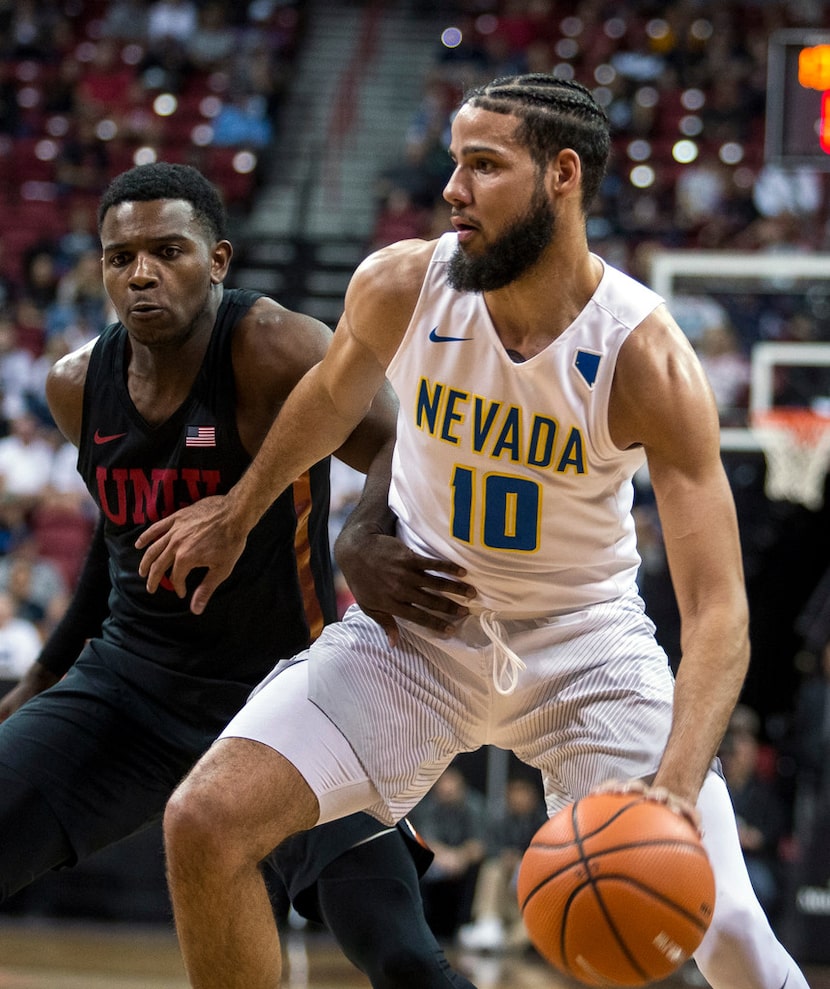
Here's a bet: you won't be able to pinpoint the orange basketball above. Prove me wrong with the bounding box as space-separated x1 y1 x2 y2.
517 792 715 987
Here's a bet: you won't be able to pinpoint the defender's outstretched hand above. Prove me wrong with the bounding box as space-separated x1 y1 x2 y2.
136 495 246 615
336 528 476 647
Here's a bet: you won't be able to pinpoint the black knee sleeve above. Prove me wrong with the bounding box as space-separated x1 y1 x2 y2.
314 832 477 989
0 764 74 901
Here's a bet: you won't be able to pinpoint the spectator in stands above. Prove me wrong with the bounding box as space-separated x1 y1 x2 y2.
54 108 111 198
54 203 99 275
752 163 823 227
11 298 47 365
147 0 198 49
369 187 433 252
0 238 18 316
45 249 112 349
402 73 457 191
99 0 150 44
75 38 137 120
26 333 71 428
410 765 487 941
478 28 530 80
211 89 273 149
142 0 199 93
457 776 547 953
701 68 763 146
28 441 97 591
694 319 751 427
0 537 67 620
674 159 730 237
3 556 42 626
2 0 60 62
48 440 95 510
28 492 96 591
719 705 787 924
0 589 42 681
232 35 288 120
0 410 56 524
42 55 82 118
374 143 448 220
186 1 237 74
21 249 59 312
0 60 21 136
0 317 35 421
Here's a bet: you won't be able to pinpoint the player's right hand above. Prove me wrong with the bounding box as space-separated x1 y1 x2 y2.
135 494 247 615
594 778 703 835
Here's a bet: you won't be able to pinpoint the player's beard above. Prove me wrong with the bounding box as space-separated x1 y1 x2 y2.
446 182 555 293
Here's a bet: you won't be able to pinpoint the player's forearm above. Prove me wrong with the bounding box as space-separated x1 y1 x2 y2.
655 602 750 801
336 438 396 541
229 364 369 531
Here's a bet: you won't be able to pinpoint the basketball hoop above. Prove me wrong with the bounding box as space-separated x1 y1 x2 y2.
750 408 830 511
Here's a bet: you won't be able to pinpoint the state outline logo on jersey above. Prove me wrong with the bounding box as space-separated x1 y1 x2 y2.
574 349 602 388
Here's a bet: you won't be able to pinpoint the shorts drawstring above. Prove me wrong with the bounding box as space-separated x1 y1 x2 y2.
478 609 526 696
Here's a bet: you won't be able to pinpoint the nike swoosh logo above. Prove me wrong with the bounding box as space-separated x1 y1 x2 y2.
94 429 127 445
429 326 473 343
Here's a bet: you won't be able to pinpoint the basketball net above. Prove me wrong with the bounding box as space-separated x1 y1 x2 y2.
750 408 830 511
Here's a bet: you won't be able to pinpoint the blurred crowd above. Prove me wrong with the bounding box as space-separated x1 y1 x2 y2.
0 0 303 284
0 0 828 945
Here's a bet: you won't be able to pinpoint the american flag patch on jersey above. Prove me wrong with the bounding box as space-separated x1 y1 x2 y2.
185 425 216 447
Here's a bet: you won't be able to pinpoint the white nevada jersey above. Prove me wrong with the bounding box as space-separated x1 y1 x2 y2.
386 232 664 617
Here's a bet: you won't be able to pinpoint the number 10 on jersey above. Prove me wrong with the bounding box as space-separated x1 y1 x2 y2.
450 466 540 552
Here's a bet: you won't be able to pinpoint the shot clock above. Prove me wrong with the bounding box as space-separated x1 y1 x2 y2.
766 29 830 168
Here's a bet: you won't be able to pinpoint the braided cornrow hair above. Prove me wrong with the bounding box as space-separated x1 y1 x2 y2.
461 74 610 210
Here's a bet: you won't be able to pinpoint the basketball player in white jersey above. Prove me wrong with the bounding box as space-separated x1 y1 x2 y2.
137 75 810 989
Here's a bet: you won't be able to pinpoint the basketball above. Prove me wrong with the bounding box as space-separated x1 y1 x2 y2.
517 792 715 987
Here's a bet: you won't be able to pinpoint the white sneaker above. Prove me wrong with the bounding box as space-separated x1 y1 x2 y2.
457 917 506 952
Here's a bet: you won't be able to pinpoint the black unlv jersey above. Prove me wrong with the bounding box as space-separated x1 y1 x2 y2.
76 288 336 705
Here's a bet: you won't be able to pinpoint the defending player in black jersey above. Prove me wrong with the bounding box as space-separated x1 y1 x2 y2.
0 162 476 989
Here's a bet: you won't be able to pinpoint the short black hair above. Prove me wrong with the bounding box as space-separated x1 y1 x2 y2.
97 162 228 241
460 74 610 210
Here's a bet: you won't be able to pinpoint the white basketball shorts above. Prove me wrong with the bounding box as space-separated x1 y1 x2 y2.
219 592 677 826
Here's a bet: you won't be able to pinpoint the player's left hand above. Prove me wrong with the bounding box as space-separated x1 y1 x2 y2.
336 528 476 647
136 494 246 614
594 778 702 835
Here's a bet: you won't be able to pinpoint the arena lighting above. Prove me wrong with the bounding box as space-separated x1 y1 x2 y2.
440 26 462 48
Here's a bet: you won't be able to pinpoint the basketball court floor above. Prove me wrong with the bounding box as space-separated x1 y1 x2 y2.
0 921 829 989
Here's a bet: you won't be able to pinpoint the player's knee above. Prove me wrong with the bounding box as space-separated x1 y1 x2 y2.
164 765 244 870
